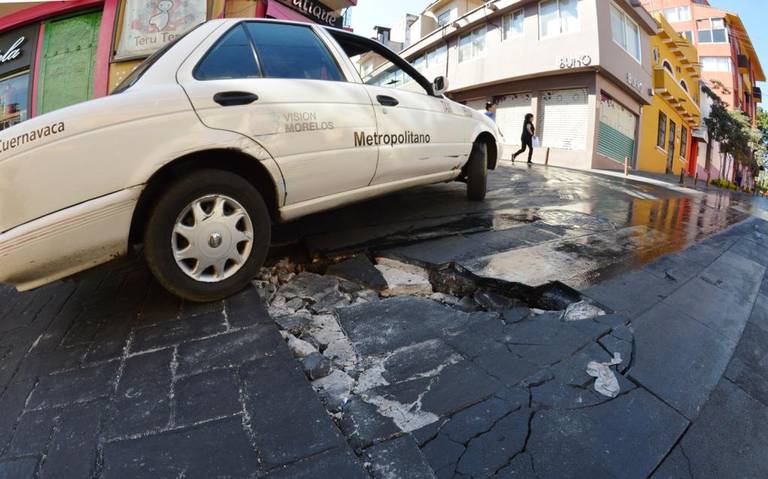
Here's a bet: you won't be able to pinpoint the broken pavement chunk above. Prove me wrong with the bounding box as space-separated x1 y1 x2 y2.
326 256 388 291
303 352 332 380
374 260 433 297
312 370 355 412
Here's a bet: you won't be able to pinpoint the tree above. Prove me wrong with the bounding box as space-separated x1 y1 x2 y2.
704 102 736 179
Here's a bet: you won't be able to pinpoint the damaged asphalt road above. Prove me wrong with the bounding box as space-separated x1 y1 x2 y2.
3 164 768 478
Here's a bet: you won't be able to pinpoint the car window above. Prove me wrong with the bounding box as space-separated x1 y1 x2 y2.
329 31 432 96
194 25 260 80
244 22 343 81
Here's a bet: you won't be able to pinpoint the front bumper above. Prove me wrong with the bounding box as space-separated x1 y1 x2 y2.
0 187 141 291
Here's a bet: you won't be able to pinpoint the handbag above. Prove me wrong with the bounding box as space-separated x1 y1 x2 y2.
532 136 541 148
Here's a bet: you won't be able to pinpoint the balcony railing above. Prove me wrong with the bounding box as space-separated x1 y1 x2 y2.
754 86 762 102
653 68 701 126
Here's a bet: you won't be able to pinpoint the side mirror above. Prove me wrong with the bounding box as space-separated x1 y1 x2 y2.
433 76 448 96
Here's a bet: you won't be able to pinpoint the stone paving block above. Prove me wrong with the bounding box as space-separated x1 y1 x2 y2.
130 311 227 353
440 392 526 444
336 296 491 356
380 339 460 385
648 446 693 479
106 349 172 439
365 435 437 479
472 345 542 387
527 389 688 479
749 293 768 334
26 362 117 410
15 346 87 380
102 416 259 478
176 324 283 377
677 379 768 479
455 408 530 478
241 354 345 467
40 399 104 479
339 397 400 450
643 252 706 286
421 433 464 478
584 269 676 319
725 356 768 407
0 457 38 479
179 300 224 319
0 378 36 451
175 369 241 427
226 286 273 328
84 319 132 364
6 407 59 456
696 251 765 304
262 447 369 479
495 452 536 478
728 237 768 267
631 302 736 420
661 278 752 343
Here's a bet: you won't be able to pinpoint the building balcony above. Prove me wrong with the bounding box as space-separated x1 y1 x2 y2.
653 67 701 126
738 54 751 72
755 86 763 102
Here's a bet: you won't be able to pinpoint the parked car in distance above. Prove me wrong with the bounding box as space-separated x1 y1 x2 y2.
0 19 502 302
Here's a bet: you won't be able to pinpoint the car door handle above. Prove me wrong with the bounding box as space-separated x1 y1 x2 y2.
213 91 259 106
377 95 399 107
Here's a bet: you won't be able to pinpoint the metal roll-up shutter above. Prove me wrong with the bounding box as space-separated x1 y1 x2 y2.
540 88 589 150
496 93 532 144
597 92 637 164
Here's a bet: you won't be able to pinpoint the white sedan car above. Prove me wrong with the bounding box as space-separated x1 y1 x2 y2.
0 19 502 302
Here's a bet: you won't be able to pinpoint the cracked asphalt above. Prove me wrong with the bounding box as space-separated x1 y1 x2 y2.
2 163 768 478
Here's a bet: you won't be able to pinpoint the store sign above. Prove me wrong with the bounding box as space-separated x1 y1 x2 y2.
115 0 207 60
0 25 38 78
277 0 343 27
626 72 644 94
558 54 592 69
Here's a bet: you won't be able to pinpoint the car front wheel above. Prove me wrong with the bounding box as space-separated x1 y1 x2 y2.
466 141 488 201
144 169 271 302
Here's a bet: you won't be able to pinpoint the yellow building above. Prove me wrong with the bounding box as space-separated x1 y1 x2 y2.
638 13 701 175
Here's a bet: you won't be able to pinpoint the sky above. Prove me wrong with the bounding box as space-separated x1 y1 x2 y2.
350 0 767 109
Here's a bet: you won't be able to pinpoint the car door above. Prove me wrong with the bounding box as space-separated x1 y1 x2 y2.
176 21 379 205
326 31 474 186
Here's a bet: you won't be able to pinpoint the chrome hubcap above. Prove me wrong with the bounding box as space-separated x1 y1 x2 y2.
171 194 254 283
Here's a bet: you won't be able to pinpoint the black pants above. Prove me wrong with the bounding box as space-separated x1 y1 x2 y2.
513 138 533 163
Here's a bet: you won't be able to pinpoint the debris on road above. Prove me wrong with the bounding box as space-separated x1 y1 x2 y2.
587 353 623 398
374 257 433 297
563 301 606 321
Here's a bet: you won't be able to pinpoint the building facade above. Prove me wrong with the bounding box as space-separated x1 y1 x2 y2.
0 0 354 131
637 12 701 175
364 0 658 171
638 0 764 124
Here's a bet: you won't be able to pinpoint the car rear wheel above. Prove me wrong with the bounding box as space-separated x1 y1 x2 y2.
144 169 270 302
466 141 488 201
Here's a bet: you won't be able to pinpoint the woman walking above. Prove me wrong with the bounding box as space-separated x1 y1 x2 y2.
512 113 535 164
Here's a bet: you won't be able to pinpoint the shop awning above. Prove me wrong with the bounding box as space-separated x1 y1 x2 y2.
266 1 314 23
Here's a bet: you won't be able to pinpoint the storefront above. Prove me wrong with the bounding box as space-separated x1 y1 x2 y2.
0 0 354 130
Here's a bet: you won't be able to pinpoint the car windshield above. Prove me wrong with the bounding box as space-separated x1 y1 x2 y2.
112 26 199 94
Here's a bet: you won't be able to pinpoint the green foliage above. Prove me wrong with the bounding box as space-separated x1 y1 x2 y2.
704 103 763 180
710 178 739 190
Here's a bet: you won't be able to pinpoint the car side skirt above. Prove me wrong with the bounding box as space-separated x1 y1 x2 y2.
0 187 141 291
279 170 461 222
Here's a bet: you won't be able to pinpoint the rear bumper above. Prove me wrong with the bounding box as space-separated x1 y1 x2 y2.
0 187 141 291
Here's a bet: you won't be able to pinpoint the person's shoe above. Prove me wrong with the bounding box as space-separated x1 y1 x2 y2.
527 160 532 164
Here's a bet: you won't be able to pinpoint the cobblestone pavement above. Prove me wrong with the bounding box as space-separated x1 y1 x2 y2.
2 165 768 478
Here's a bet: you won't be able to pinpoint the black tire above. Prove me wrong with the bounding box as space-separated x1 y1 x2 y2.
143 169 271 302
467 141 488 201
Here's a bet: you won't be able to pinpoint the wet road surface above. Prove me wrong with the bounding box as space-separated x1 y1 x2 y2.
275 162 766 289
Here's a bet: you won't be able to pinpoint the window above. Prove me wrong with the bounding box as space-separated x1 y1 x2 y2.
680 126 688 160
681 30 693 43
680 80 689 93
697 18 727 43
195 25 259 80
663 6 691 22
657 111 667 149
668 120 676 155
701 56 732 72
662 60 674 76
610 4 641 61
459 27 486 62
503 9 524 39
437 8 454 27
0 71 30 131
539 0 579 38
427 44 447 68
244 22 343 81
